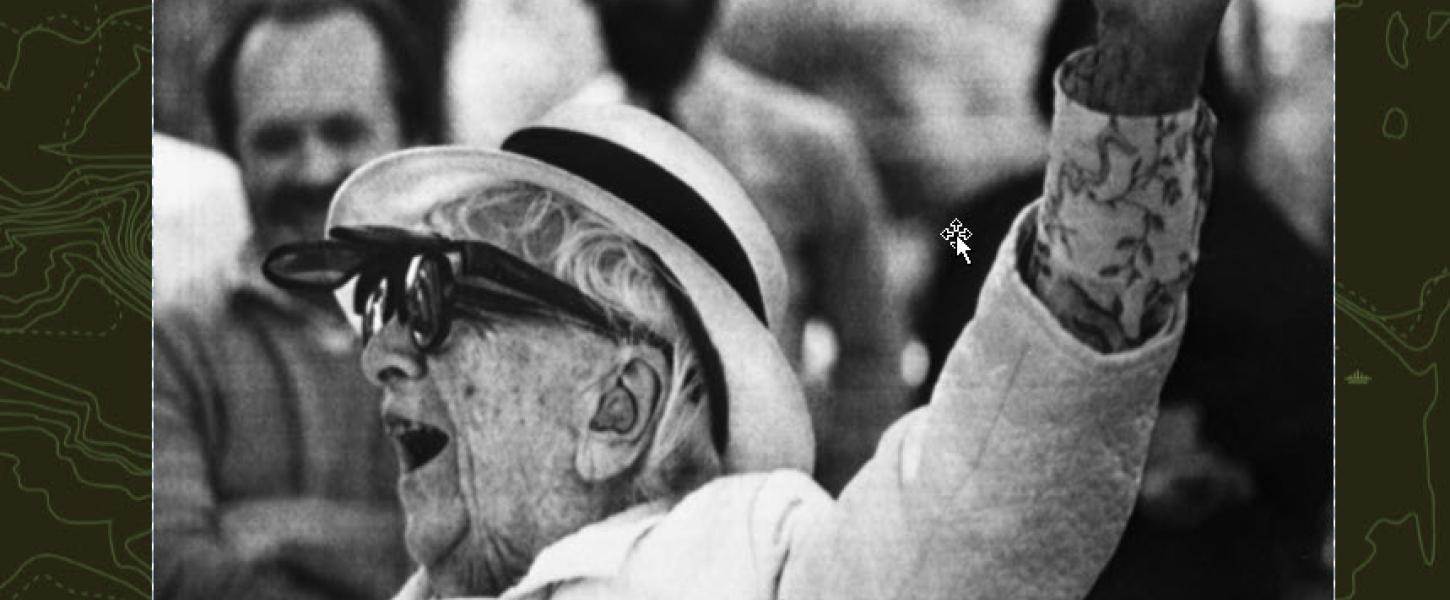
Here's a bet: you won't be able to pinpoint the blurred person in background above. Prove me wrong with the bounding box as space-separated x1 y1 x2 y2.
443 0 605 147
716 0 1051 222
569 0 913 492
152 0 451 303
153 0 442 597
152 133 250 307
1238 0 1333 258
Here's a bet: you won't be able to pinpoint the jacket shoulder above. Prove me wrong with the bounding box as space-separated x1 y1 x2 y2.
617 471 831 597
690 56 864 152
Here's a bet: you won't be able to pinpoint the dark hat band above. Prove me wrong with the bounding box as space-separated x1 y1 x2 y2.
502 127 768 326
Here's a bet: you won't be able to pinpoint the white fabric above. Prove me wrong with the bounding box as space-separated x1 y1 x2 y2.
152 133 250 308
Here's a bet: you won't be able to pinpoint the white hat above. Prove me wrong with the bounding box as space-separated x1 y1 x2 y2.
267 103 813 474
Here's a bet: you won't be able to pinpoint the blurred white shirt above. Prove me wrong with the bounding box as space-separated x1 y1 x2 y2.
152 133 250 308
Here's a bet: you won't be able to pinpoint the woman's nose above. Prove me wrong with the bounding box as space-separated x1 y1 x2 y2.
361 319 426 386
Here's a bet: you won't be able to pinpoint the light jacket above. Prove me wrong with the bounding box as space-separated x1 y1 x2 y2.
394 81 1207 600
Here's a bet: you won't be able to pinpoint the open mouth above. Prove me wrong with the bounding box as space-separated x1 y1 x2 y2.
385 416 451 472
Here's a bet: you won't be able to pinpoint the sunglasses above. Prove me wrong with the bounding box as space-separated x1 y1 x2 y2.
264 226 669 353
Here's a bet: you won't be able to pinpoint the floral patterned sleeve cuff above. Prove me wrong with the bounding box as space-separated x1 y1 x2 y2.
1026 49 1218 353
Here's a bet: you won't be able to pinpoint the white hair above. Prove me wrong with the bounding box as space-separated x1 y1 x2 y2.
422 181 723 501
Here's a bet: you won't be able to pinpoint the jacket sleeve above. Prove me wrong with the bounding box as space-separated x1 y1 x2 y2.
776 84 1208 600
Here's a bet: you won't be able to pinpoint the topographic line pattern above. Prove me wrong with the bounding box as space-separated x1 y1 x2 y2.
1338 1 1450 596
1337 273 1449 598
0 0 150 598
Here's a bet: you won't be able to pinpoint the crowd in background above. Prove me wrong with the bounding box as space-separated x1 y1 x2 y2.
153 1 1332 598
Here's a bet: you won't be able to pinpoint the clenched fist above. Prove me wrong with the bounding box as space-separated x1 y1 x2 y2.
1061 0 1233 114
1095 0 1232 67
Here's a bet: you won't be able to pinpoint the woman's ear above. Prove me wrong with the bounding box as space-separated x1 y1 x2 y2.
575 350 667 482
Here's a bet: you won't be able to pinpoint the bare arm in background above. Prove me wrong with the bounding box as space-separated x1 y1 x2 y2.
812 116 911 492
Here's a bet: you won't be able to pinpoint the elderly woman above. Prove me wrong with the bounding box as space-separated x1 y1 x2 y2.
263 0 1229 597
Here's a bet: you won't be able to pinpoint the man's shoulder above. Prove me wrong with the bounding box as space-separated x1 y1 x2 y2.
154 279 313 370
688 55 863 156
155 287 233 341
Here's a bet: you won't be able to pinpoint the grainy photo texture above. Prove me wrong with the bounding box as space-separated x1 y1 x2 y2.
152 1 1333 599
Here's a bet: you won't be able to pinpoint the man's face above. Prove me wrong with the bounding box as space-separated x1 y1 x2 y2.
363 313 623 596
233 10 404 248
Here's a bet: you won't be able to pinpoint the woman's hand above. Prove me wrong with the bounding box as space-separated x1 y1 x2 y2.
1064 0 1233 114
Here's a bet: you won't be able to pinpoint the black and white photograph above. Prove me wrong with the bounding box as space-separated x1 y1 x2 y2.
151 0 1334 598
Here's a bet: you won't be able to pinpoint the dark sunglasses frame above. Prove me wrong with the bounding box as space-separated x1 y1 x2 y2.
266 225 669 353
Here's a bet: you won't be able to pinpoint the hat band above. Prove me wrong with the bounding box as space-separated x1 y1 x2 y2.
503 127 768 325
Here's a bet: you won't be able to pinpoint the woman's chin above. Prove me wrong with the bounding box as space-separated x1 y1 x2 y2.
422 542 513 599
403 494 468 574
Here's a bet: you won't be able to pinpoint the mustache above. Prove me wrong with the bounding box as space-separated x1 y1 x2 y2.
260 180 345 222
271 180 343 209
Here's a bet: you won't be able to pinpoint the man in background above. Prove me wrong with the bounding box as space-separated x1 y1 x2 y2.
153 0 440 597
577 0 911 492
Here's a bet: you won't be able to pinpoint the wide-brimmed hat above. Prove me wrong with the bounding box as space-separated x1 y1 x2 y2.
265 102 813 474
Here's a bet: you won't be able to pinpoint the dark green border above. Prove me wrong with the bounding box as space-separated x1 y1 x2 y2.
0 1 152 598
1335 2 1450 598
2 1 1448 598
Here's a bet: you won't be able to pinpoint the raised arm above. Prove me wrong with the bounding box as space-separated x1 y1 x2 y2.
778 2 1229 598
1030 0 1227 352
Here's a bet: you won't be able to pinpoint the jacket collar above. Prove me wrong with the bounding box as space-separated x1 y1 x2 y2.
227 234 299 305
223 234 359 353
398 500 671 599
505 500 669 597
